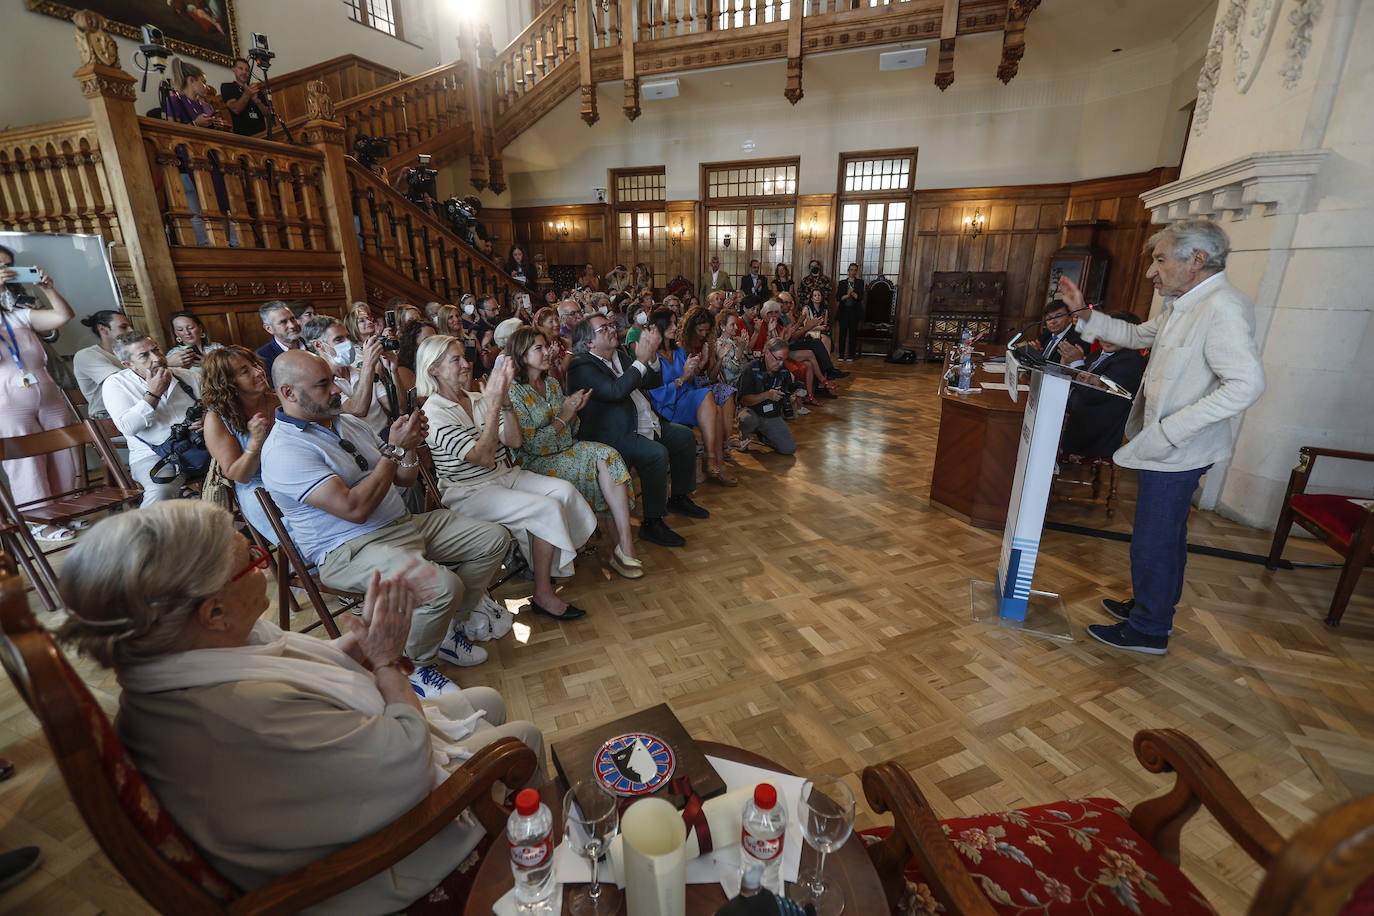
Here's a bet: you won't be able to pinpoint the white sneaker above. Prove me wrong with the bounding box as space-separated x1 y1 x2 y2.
463 609 493 642
478 595 515 638
795 405 812 416
408 664 460 698
438 626 488 667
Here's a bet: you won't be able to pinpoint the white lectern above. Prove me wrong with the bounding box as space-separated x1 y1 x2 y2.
970 344 1134 640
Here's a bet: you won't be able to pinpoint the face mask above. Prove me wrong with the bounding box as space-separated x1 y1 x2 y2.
330 340 355 366
463 303 475 316
635 310 648 326
598 305 609 316
810 265 821 275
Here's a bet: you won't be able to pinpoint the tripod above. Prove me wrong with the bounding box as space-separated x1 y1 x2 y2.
248 59 295 145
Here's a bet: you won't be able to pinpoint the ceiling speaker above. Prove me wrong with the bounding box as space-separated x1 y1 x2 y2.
641 79 680 100
879 47 928 71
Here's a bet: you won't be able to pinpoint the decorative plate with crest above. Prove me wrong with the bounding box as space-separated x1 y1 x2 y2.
594 732 675 797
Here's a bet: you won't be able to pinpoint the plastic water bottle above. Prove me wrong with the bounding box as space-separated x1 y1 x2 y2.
740 783 787 896
958 354 973 391
507 788 555 912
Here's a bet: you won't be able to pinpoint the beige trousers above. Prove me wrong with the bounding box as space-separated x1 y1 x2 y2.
318 511 509 664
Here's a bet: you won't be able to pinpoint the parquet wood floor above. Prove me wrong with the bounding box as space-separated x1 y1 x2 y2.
1 362 1370 914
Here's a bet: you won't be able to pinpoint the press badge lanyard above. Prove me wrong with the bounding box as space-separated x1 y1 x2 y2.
0 310 37 388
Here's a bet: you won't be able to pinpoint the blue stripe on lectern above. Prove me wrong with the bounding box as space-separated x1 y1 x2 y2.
998 548 1028 621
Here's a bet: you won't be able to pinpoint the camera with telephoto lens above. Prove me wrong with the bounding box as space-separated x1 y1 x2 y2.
353 134 391 172
405 154 438 208
169 401 206 450
442 196 479 241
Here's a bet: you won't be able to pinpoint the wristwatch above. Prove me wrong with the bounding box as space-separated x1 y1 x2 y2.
378 442 405 463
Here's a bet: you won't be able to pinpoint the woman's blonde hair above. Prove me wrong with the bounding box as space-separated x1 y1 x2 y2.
760 299 782 317
170 57 205 92
414 334 461 399
344 301 373 342
435 303 461 334
56 502 241 669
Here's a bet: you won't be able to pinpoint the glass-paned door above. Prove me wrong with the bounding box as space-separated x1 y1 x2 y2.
706 206 795 281
617 210 668 289
837 200 906 285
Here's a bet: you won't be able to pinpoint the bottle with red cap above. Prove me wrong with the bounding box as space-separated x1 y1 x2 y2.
739 782 787 896
507 788 555 912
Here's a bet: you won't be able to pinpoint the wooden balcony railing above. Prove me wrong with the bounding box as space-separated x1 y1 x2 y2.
0 118 121 245
493 0 578 117
264 54 408 126
348 161 533 305
140 119 332 251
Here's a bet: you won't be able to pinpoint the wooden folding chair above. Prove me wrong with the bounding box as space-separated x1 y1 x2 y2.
0 554 537 916
0 419 143 610
414 446 531 588
253 487 363 638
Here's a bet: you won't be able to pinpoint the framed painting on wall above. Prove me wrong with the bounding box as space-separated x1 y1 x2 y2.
26 0 240 67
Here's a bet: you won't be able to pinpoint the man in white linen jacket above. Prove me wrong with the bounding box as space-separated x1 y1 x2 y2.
1059 217 1265 656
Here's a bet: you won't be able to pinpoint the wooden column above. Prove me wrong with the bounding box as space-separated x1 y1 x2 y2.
71 11 182 345
576 0 599 125
935 0 957 91
301 81 366 304
620 0 640 120
459 21 489 190
784 0 803 104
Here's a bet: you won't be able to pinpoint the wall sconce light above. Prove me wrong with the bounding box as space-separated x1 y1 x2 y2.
802 218 821 244
768 231 777 248
547 219 570 239
963 208 985 238
722 232 732 249
669 217 685 247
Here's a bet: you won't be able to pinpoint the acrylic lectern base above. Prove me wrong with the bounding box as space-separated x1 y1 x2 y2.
970 580 1073 642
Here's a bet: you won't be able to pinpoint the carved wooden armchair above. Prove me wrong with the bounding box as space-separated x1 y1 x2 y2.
861 729 1374 915
1266 446 1374 627
0 557 538 915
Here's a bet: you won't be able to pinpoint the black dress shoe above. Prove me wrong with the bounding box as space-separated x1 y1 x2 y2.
639 517 686 547
814 387 839 399
826 369 851 379
527 599 587 621
665 495 710 519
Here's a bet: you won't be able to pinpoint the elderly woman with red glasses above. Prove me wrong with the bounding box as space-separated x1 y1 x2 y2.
56 500 545 913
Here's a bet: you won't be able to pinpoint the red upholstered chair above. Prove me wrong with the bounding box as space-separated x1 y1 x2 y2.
0 555 537 915
860 729 1374 916
1265 446 1374 627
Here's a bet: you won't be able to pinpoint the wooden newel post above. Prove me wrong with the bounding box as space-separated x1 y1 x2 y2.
301 81 367 305
72 11 182 346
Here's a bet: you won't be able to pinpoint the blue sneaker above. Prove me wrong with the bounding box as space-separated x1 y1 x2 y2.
437 626 488 668
1086 621 1168 656
408 664 459 698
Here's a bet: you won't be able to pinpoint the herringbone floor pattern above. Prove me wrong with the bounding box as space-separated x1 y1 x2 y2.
0 362 1369 914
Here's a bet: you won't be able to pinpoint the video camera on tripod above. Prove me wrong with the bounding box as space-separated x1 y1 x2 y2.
442 196 480 241
353 134 392 173
405 154 439 210
131 24 173 114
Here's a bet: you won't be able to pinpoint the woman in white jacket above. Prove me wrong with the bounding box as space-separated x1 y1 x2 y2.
1060 218 1265 656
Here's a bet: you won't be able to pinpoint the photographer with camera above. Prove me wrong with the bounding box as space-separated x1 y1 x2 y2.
219 57 266 137
736 337 799 456
103 332 206 505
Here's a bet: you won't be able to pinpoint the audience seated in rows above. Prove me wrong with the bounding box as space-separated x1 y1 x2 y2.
55 499 545 913
261 350 510 696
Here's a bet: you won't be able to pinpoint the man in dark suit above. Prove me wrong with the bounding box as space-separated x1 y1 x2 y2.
566 315 708 548
1059 312 1147 458
1035 299 1087 366
740 259 769 299
254 300 304 378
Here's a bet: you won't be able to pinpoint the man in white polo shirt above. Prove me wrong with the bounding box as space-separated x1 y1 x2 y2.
262 351 510 699
102 332 203 506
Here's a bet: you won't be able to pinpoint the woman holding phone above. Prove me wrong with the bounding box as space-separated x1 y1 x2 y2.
0 246 78 542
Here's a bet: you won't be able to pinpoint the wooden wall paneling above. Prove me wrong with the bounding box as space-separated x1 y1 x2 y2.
664 200 697 288
482 207 515 261
511 203 610 278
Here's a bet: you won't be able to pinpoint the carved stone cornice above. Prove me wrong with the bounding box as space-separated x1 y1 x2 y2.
1139 149 1327 222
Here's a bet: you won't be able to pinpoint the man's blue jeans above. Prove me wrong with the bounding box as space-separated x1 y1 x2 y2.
1129 465 1210 637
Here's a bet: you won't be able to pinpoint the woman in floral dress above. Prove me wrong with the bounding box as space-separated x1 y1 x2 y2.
507 326 642 579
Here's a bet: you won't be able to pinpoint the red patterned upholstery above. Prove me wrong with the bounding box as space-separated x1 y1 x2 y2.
859 797 1215 915
1291 494 1368 545
56 660 240 902
398 833 493 915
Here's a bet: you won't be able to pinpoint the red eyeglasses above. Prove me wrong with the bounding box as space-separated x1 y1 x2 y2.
229 545 271 582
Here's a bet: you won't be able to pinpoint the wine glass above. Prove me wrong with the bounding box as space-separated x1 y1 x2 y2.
563 780 621 916
789 775 856 916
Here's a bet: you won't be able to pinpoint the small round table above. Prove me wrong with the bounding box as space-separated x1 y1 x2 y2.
462 741 886 914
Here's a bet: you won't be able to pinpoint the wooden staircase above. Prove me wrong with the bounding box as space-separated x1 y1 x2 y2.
0 12 525 352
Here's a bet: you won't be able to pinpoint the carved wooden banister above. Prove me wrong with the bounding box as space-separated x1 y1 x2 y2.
346 159 534 306
492 0 579 119
138 118 332 252
0 118 121 245
264 54 408 125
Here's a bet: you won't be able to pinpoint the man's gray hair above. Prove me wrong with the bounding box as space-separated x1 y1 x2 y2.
258 299 290 322
765 336 789 354
1149 219 1229 272
112 330 153 362
301 314 341 348
570 318 599 354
